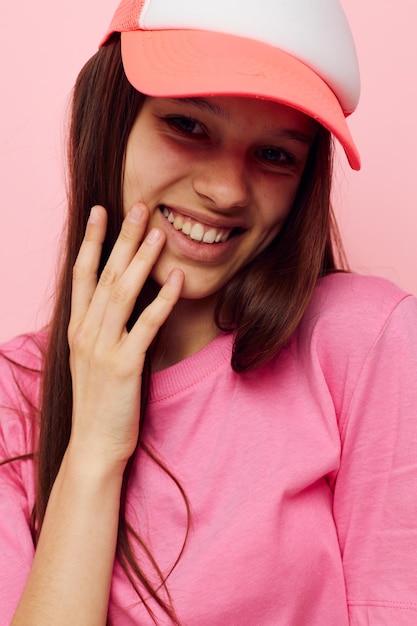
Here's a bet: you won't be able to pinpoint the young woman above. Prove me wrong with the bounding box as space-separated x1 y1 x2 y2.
1 0 416 624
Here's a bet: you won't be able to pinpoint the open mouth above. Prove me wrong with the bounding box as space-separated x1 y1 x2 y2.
159 205 242 244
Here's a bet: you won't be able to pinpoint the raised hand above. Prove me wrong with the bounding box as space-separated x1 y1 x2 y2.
67 203 184 468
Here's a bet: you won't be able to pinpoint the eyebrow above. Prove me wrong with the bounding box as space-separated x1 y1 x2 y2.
267 128 316 146
166 97 227 118
165 97 315 146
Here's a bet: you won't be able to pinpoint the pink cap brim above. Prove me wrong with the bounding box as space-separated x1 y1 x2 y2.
120 29 360 170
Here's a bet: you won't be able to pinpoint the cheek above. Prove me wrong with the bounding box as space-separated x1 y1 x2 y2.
253 180 301 254
123 138 159 213
122 170 139 215
122 140 188 214
123 142 144 214
262 180 299 229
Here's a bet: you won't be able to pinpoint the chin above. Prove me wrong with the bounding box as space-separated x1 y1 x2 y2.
151 263 224 302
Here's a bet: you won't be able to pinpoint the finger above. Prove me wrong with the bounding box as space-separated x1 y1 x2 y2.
126 268 184 359
98 227 168 346
69 205 107 340
83 203 149 330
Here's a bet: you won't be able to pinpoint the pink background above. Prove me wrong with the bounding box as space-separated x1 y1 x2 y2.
1 0 416 342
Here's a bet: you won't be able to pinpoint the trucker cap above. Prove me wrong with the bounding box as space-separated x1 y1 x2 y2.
101 0 361 169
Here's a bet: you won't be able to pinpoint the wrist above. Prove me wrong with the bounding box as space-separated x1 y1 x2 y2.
63 439 128 484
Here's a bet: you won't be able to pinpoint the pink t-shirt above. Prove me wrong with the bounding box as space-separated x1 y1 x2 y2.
1 273 417 625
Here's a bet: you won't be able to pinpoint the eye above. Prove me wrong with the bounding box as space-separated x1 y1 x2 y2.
165 115 206 137
256 146 296 168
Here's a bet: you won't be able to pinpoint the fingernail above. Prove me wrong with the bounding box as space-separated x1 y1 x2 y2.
145 228 161 244
127 204 144 223
88 206 100 224
167 269 183 285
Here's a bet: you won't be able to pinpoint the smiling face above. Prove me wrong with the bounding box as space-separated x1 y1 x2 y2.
123 95 317 300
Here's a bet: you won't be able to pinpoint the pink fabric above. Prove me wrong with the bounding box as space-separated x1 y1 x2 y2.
1 273 417 625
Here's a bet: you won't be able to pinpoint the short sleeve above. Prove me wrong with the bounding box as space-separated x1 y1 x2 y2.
332 295 417 624
0 335 42 625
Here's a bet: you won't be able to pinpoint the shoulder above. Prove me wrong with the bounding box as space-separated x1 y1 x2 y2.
295 273 417 422
0 331 46 458
301 272 415 346
0 331 46 399
309 271 411 321
0 331 46 364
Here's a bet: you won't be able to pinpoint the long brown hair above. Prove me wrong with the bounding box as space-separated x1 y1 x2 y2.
7 34 345 623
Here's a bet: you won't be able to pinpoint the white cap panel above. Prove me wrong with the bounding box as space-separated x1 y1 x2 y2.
140 0 360 114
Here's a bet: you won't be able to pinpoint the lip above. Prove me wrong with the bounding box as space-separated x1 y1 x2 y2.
158 204 248 231
155 204 246 263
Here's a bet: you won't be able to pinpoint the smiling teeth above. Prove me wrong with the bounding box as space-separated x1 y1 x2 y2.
161 207 232 243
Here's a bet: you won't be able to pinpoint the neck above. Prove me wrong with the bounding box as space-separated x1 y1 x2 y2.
151 296 220 372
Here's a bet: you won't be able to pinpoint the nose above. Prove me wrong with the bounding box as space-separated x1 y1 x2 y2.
192 148 250 210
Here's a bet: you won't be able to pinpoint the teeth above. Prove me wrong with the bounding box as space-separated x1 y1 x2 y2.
173 215 183 230
190 223 205 242
160 206 233 244
182 221 191 235
203 229 217 244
